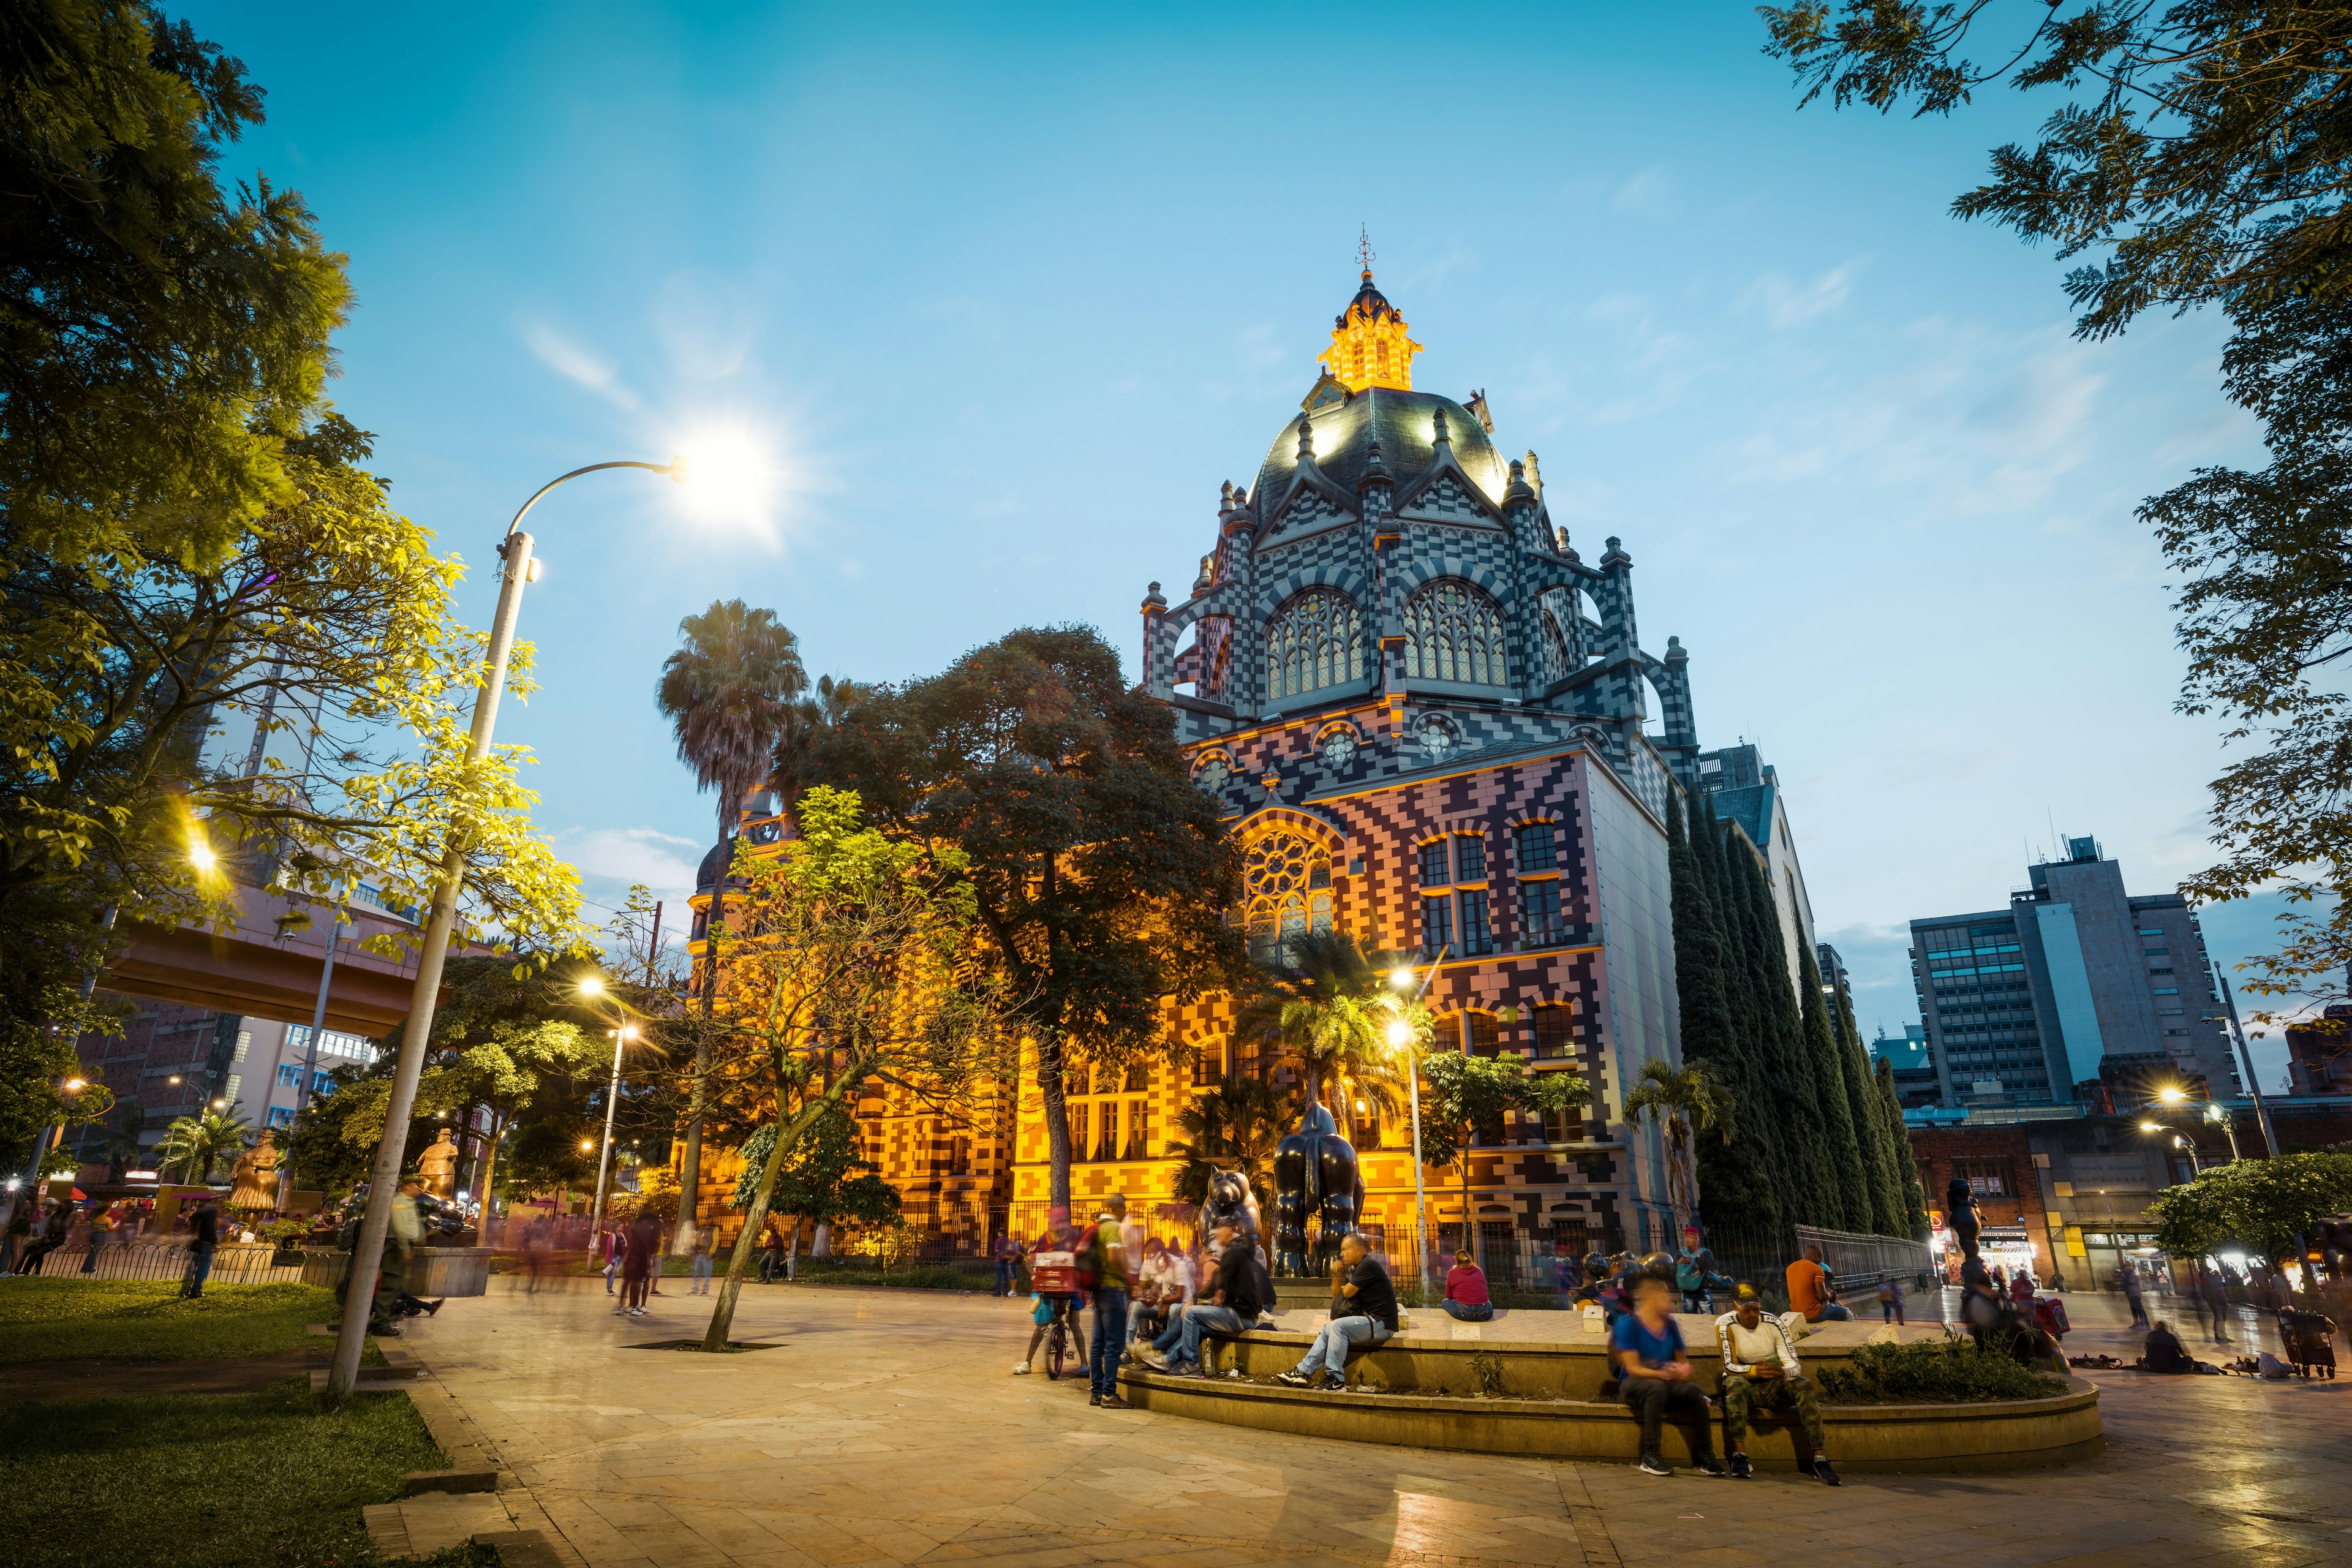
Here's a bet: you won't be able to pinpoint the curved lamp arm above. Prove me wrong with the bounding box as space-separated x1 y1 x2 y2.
505 459 682 538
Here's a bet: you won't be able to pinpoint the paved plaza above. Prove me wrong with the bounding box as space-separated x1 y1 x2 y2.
363 1278 2350 1568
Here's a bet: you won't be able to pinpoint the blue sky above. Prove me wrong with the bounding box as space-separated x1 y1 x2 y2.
187 2 2301 1087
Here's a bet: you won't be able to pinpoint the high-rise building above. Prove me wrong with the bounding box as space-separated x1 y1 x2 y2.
1869 1025 1939 1109
1908 835 2236 1109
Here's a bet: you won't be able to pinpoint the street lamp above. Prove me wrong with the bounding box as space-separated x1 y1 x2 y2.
328 454 694 1403
2203 1101 2242 1162
582 976 641 1240
2139 1120 2203 1174
1387 948 1448 1292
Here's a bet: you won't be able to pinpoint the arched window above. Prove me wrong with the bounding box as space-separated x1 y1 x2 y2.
1537 589 1578 682
1404 579 1507 686
1242 825 1336 964
1264 589 1363 700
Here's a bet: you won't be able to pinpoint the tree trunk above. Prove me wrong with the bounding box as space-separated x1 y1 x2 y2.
701 1090 835 1351
1039 1035 1073 1216
812 1222 831 1258
475 1110 505 1248
676 795 734 1255
1462 1139 1477 1270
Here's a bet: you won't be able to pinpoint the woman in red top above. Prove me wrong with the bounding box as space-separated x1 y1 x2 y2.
1442 1249 1494 1322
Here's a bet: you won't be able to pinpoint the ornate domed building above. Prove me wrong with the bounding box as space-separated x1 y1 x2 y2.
1006 265 1706 1270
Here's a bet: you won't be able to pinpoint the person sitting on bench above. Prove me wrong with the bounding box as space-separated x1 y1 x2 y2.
1714 1282 1838 1484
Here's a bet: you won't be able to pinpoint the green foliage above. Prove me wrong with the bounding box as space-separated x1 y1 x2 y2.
1169 1074 1286 1213
0 1280 336 1365
854 1217 925 1276
1623 1057 1732 1240
0 1381 459 1568
1468 1349 1506 1396
1234 931 1414 1138
2148 1151 2352 1260
728 1104 900 1233
800 625 1247 1210
1417 1049 1589 1172
152 1107 250 1183
1814 1334 2064 1405
1758 3 2352 1019
1796 943 1871 1231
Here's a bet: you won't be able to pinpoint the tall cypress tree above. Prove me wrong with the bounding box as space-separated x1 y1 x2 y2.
1665 793 1775 1230
1875 1058 1929 1235
1724 820 1825 1226
1797 942 1869 1231
1691 796 1793 1231
1830 970 1910 1237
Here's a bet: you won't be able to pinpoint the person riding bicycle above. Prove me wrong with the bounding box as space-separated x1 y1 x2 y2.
1014 1226 1086 1376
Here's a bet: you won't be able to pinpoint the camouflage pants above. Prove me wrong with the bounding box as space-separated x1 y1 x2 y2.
1721 1373 1823 1454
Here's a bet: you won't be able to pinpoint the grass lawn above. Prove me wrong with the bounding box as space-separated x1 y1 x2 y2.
0 1280 348 1364
0 1381 489 1568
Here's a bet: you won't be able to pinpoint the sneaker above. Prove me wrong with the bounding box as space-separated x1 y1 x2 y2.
1099 1393 1129 1410
1133 1344 1168 1371
424 1300 443 1317
1695 1456 1727 1478
1274 1369 1314 1388
1167 1362 1204 1379
1812 1458 1842 1487
1088 1393 1102 1408
1012 1362 1031 1376
1728 1453 1752 1480
612 1307 627 1316
1316 1372 1347 1392
1637 1455 1672 1478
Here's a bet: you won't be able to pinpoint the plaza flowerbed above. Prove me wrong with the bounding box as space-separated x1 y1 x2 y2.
1118 1311 2102 1472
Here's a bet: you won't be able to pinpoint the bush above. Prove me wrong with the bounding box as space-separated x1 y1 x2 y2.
1814 1334 2065 1404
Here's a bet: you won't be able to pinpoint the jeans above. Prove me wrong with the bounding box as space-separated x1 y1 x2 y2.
1090 1287 1128 1396
1815 1303 1853 1322
1442 1299 1494 1322
1620 1374 1714 1462
759 1251 777 1283
995 1258 1012 1296
2125 1292 2147 1327
1681 1290 1712 1315
604 1259 618 1294
1176 1304 1247 1366
1879 1301 1904 1323
183 1243 216 1298
691 1254 712 1293
1294 1314 1392 1378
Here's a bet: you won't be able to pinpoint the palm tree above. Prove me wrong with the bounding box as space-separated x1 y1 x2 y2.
153 1107 252 1183
655 599 806 1246
1234 930 1414 1142
1622 1059 1732 1243
771 673 870 803
1169 1076 1286 1215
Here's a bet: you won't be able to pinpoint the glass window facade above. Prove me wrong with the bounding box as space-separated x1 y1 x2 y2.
1421 894 1453 957
1521 880 1562 945
1419 842 1450 887
1459 889 1492 956
1515 822 1556 871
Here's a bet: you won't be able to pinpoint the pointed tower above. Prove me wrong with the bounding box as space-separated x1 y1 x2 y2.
1319 244 1423 393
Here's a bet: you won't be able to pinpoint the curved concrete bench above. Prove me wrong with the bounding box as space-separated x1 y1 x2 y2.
1118 1312 2101 1472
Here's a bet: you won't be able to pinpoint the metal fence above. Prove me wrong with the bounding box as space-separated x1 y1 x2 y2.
13 1242 306 1285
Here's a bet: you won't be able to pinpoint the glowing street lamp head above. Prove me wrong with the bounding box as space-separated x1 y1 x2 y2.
2138 1120 2163 1133
63 1078 85 1092
2157 1085 2186 1104
1384 1018 1413 1049
1389 967 1416 992
579 1139 594 1154
577 974 605 998
189 837 216 875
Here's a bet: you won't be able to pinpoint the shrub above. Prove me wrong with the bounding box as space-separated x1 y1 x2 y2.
1814 1334 2064 1404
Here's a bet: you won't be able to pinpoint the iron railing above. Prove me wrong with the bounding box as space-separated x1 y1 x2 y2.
13 1242 306 1285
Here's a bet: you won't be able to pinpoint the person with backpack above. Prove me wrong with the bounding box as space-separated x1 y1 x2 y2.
1077 1195 1134 1409
1163 1224 1268 1375
1874 1272 1905 1325
1675 1226 1722 1314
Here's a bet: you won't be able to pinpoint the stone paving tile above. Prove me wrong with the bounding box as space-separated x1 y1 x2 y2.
368 1284 2349 1566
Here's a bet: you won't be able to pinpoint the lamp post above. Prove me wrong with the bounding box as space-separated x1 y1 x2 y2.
2209 968 2281 1158
2139 1120 2203 1174
579 975 639 1240
276 900 349 1212
1387 948 1448 1294
327 458 686 1403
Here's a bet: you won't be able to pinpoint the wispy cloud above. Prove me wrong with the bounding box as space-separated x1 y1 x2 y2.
1743 259 1868 329
520 318 641 411
552 825 702 906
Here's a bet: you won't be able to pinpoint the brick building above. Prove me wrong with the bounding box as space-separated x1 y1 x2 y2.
1907 1122 2057 1285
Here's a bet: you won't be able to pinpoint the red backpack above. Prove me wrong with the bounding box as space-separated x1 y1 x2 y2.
1072 1224 1104 1292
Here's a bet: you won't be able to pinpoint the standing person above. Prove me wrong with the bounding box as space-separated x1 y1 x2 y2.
1785 1245 1852 1324
2199 1267 2234 1346
368 1178 426 1335
3 1198 32 1275
2010 1270 2035 1306
1613 1275 1725 1477
1874 1273 1905 1325
1275 1233 1398 1390
78 1204 115 1273
2121 1263 2150 1329
181 1198 221 1298
1442 1250 1494 1322
600 1226 620 1296
1080 1196 1133 1409
993 1232 1014 1298
1675 1226 1722 1316
689 1229 714 1295
622 1210 660 1316
1714 1283 1839 1484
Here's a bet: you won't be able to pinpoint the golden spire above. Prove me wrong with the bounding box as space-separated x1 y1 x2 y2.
1319 231 1422 393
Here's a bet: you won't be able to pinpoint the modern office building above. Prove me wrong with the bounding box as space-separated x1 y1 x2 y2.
1907 835 2237 1109
2285 1005 2352 1096
1871 1025 1940 1109
1697 742 1815 995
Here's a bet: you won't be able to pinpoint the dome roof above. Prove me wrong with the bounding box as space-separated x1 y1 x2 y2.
1252 387 1508 515
695 837 731 891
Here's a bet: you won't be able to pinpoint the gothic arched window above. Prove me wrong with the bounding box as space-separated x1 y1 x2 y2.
1404 579 1507 687
1240 825 1335 965
1537 589 1578 682
1264 589 1363 701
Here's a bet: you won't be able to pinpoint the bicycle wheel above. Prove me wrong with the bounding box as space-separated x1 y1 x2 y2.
1046 1325 1066 1381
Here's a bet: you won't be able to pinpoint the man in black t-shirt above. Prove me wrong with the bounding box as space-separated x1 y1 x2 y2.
1276 1234 1398 1391
1166 1227 1268 1376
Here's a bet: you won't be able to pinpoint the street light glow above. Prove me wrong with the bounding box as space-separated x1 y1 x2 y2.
1389 967 1416 992
2157 1085 2186 1104
63 1077 85 1091
1385 1018 1413 1048
579 1139 594 1153
578 975 605 997
671 428 775 521
189 837 216 874
2138 1120 2162 1133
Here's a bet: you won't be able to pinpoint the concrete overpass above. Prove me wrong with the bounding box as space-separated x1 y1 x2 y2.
102 880 458 1036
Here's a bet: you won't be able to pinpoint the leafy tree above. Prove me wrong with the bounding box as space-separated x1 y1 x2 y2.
1417 1046 1588 1266
727 1104 900 1254
1876 1057 1931 1235
1759 2 2352 1018
1723 810 1825 1220
690 786 1006 1350
1167 1074 1286 1214
2149 1150 2352 1261
1830 964 1913 1237
1622 1060 1732 1245
798 626 1245 1215
1234 931 1410 1142
1668 793 1782 1231
153 1106 250 1183
1798 943 1871 1231
655 598 806 1245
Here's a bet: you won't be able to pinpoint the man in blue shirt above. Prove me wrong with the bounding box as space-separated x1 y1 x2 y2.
1613 1274 1723 1477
